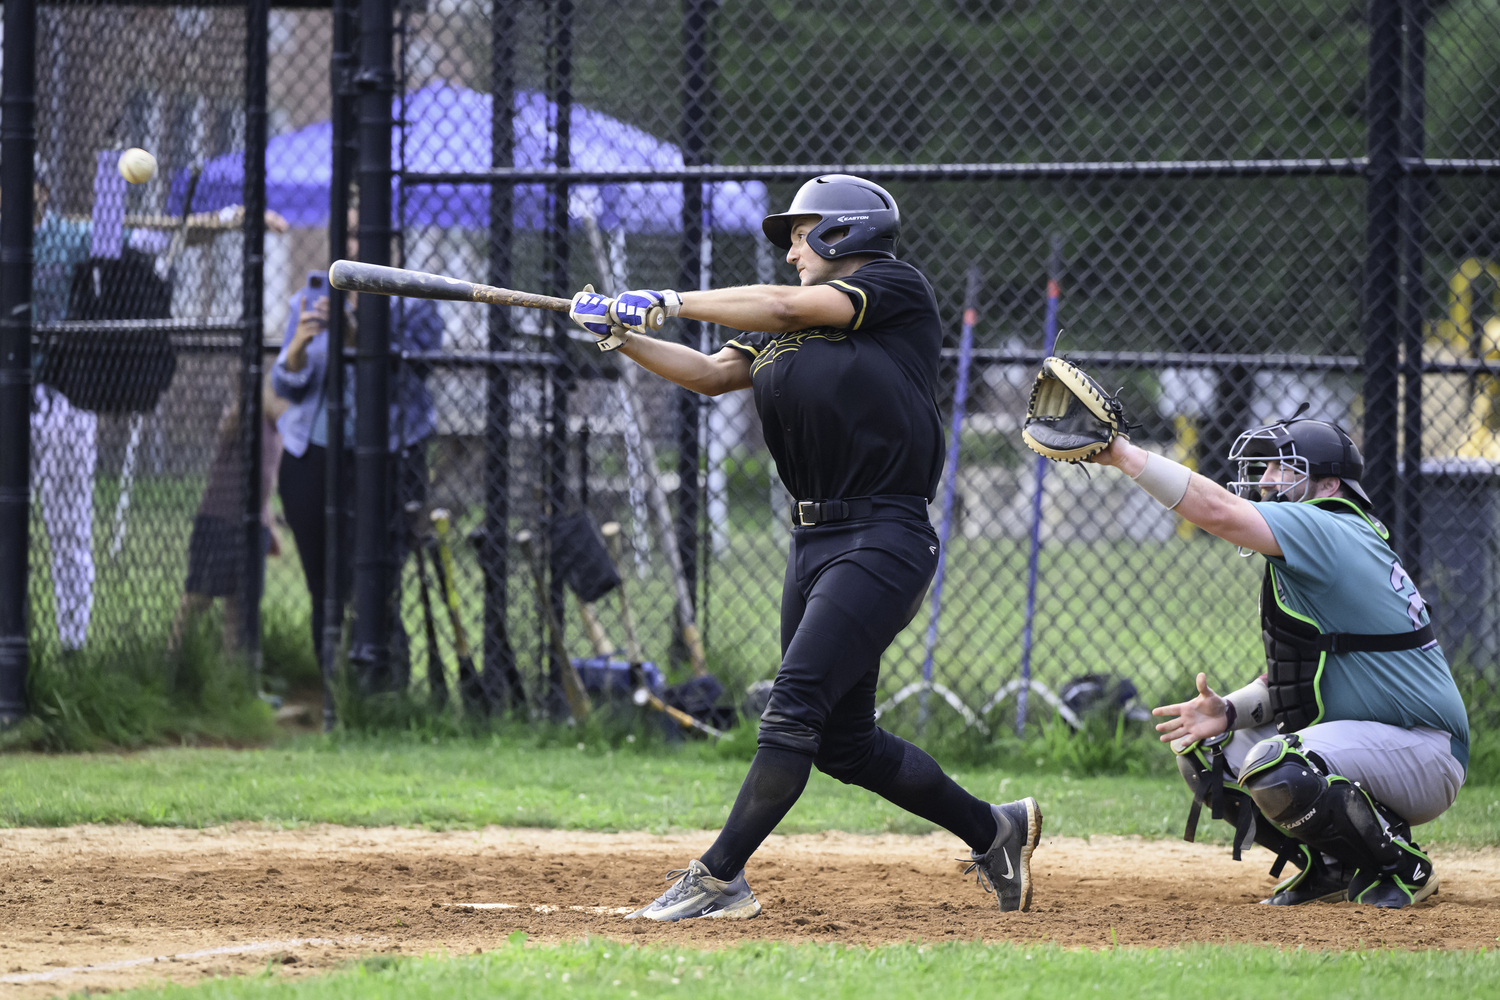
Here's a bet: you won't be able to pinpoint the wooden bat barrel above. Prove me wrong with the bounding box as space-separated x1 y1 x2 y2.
329 259 573 312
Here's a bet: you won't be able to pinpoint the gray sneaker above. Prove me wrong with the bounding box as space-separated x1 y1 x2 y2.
624 860 762 922
964 797 1042 912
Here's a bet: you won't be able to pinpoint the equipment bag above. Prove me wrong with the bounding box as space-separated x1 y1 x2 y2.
37 249 177 413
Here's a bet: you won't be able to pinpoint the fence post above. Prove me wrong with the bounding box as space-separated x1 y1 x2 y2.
240 0 269 692
351 0 396 692
1363 0 1404 526
0 0 36 725
1396 0 1430 580
674 0 718 660
320 0 356 726
483 0 523 712
540 0 574 713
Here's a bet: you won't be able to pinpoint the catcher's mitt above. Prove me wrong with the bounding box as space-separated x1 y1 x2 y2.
1021 356 1129 462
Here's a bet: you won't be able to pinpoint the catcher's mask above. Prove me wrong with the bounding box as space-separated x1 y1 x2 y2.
1228 409 1372 508
761 174 900 261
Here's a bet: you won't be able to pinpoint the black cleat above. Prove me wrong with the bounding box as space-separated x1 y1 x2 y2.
1347 853 1439 909
1261 856 1353 905
964 797 1042 912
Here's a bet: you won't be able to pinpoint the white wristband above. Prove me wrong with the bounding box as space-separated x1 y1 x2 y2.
1224 678 1272 731
1130 451 1192 509
662 289 683 317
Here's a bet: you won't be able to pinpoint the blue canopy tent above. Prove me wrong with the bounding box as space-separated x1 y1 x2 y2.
175 84 768 602
170 83 768 232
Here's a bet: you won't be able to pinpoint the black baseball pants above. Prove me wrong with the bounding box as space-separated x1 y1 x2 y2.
698 499 997 880
278 442 427 680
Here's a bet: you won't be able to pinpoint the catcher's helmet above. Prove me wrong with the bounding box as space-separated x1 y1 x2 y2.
761 174 900 260
1228 413 1372 507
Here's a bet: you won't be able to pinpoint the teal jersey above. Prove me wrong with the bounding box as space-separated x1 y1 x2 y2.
1256 500 1470 768
33 215 92 325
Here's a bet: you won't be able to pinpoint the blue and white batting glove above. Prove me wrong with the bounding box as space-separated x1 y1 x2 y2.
609 288 682 334
569 285 629 351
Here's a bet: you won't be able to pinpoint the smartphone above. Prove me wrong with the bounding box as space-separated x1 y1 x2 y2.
304 270 331 309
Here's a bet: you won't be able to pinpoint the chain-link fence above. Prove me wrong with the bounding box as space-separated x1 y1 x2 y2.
3 0 1498 734
1 2 267 709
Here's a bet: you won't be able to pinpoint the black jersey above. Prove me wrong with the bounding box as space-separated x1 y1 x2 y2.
724 258 944 501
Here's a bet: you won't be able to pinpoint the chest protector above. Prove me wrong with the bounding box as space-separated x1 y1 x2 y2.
1261 497 1435 733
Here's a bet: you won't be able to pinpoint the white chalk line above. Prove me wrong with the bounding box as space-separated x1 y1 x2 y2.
0 936 371 985
454 903 633 916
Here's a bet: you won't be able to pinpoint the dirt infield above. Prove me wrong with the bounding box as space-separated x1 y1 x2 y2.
3 824 1500 997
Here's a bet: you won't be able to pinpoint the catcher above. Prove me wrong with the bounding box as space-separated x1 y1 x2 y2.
1023 357 1469 909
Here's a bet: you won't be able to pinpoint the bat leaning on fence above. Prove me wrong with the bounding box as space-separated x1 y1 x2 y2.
430 508 484 713
601 522 644 663
406 501 449 709
578 219 708 678
593 524 724 740
515 530 593 721
328 259 666 329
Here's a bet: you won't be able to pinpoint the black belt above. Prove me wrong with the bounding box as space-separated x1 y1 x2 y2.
1315 622 1435 654
792 495 928 527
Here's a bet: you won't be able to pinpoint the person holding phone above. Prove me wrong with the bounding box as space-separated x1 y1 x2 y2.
272 252 442 678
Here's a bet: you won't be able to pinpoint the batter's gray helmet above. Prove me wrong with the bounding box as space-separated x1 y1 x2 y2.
761 174 900 261
1229 413 1372 507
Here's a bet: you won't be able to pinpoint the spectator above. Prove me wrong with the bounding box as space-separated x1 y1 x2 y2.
30 173 95 651
15 166 288 652
167 376 287 665
271 217 441 682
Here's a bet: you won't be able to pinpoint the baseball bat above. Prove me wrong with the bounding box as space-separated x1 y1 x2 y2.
515 530 592 721
579 217 707 677
576 598 615 658
407 502 449 709
596 523 721 740
328 259 664 329
631 685 726 740
430 508 483 714
601 522 644 663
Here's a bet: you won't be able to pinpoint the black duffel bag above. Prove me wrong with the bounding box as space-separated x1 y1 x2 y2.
37 248 177 414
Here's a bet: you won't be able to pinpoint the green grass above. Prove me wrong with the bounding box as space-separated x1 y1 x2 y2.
4 736 1498 846
106 940 1500 1000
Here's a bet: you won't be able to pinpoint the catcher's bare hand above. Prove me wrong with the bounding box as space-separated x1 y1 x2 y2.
1151 671 1229 746
1085 435 1135 470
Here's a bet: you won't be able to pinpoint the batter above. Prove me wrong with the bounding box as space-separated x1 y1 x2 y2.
569 174 1042 921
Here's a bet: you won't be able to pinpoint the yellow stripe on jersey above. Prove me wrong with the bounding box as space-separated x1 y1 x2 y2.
829 279 869 330
725 338 761 359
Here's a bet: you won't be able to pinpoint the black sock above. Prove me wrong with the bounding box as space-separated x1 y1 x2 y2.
861 738 998 854
698 747 812 881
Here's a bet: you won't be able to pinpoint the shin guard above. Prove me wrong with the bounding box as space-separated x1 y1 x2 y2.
1175 733 1302 877
1239 735 1433 905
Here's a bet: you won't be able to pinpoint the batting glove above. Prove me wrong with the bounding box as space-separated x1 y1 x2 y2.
570 284 614 337
609 288 682 334
569 285 630 351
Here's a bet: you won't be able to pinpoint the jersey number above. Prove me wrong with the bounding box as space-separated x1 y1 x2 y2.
1389 561 1426 631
